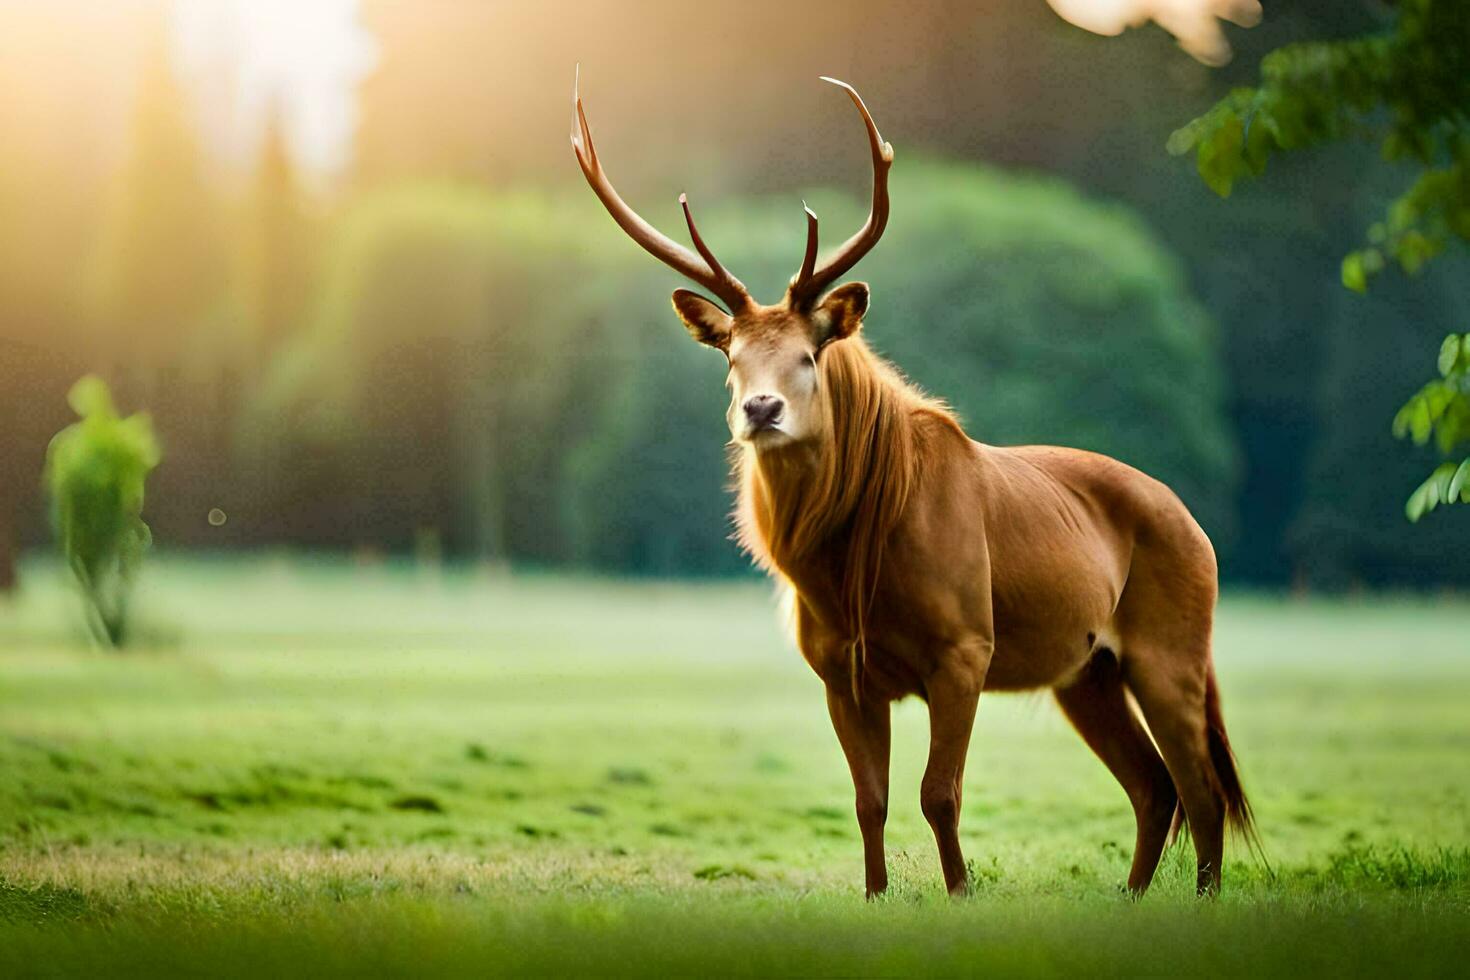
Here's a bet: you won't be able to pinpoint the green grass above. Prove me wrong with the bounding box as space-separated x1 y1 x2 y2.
2 556 1469 976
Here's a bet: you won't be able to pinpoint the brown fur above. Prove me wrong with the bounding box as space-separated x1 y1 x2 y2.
728 326 1256 898
735 340 954 699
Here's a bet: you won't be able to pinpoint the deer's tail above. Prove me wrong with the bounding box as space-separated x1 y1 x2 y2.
1167 665 1265 864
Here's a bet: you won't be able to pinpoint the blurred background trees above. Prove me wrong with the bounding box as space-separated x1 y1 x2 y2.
1169 0 1470 528
2 0 1465 589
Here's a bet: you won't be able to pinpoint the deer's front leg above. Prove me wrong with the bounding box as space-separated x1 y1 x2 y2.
825 683 892 899
921 648 988 896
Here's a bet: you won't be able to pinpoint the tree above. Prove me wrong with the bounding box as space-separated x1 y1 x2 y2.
228 103 320 539
252 185 590 559
1168 0 1470 519
90 19 235 548
238 103 315 364
92 21 229 370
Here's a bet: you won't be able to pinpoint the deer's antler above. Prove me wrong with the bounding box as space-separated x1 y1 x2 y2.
786 77 894 309
571 67 753 314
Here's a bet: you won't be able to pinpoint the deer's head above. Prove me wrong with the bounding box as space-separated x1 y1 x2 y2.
571 71 893 450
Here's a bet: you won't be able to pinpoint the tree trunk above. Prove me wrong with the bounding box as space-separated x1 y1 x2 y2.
0 508 17 593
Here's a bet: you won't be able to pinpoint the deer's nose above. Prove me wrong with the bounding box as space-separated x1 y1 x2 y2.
743 394 784 430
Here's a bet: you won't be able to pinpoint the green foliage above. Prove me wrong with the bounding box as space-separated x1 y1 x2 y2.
869 160 1238 543
1169 0 1468 242
254 184 601 559
1170 0 1470 520
1395 334 1470 520
43 376 161 647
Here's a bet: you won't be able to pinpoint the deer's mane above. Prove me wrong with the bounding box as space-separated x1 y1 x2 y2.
735 336 957 675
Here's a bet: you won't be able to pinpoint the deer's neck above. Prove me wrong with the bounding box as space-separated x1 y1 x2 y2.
734 339 922 626
739 443 834 575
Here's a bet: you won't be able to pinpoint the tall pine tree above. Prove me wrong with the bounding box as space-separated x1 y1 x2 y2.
238 102 314 367
93 15 229 377
91 14 232 546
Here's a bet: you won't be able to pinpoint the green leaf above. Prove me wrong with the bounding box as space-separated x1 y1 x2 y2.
1243 113 1274 175
1409 462 1462 521
1392 401 1413 440
1448 458 1470 503
1197 117 1246 198
1406 479 1432 521
1165 123 1200 157
1410 393 1434 444
1342 252 1368 293
1441 335 1464 378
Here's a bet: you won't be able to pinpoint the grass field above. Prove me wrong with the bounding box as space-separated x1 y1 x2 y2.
2 556 1469 976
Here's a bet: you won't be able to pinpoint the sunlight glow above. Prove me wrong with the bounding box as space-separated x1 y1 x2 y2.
172 0 376 176
1047 0 1263 65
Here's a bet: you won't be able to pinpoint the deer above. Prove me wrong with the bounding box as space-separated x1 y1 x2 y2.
570 70 1257 899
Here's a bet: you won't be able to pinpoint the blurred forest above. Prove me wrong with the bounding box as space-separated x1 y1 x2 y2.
2 0 1467 589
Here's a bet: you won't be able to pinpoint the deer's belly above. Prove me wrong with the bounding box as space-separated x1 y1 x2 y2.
985 629 1099 691
794 558 1122 698
984 583 1120 691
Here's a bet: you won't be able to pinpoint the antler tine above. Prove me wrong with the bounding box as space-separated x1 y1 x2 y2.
571 69 752 314
794 201 819 287
571 65 590 163
680 193 737 288
788 77 894 307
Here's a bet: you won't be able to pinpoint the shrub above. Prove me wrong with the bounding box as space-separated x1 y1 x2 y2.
43 376 161 647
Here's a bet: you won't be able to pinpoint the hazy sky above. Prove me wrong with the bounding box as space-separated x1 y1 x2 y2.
171 0 376 177
160 0 1258 178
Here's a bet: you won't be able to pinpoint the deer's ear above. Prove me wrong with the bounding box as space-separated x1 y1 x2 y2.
812 282 869 348
672 290 733 350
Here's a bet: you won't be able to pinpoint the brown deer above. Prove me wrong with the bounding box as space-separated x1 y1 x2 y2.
571 71 1256 898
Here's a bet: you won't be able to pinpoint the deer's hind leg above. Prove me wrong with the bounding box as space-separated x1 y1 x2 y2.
1054 649 1178 895
1122 642 1225 896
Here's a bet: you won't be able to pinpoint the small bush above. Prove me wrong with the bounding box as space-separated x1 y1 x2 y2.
43 376 161 648
692 864 756 882
0 878 96 924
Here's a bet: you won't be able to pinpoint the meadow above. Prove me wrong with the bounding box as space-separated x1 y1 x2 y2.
2 557 1468 976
